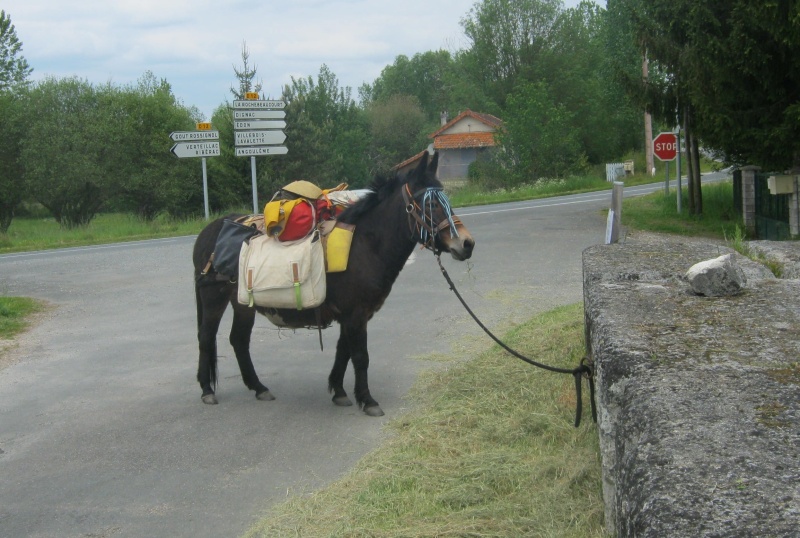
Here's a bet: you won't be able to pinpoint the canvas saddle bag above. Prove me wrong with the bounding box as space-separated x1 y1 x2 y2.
237 229 326 310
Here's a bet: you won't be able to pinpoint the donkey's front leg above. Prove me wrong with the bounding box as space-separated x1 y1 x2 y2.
329 324 353 407
346 322 384 417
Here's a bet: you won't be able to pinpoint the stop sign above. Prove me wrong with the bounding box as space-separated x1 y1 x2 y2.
653 132 678 161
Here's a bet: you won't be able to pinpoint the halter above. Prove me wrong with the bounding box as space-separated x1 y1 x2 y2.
402 184 461 252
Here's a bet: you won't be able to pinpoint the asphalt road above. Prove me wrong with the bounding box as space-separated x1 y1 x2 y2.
0 181 703 537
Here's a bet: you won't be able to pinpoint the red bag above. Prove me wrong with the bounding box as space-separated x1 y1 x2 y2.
279 198 315 241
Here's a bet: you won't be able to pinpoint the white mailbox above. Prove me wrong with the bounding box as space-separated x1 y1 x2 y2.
767 175 796 195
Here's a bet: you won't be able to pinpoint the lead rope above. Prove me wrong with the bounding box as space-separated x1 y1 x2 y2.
435 254 596 427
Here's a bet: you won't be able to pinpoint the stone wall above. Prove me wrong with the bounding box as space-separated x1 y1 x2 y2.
583 232 800 537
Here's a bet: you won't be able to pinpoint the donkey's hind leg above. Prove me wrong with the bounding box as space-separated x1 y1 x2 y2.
344 321 384 417
229 299 275 401
196 282 229 404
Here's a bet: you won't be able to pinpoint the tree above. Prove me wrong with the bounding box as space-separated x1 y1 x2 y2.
607 0 705 212
460 0 562 107
0 91 25 233
546 2 641 164
611 0 800 213
277 65 370 186
21 77 116 228
0 10 32 92
229 41 262 100
501 81 585 181
0 10 32 233
366 94 428 172
366 50 460 120
216 42 280 210
114 72 199 220
681 1 800 170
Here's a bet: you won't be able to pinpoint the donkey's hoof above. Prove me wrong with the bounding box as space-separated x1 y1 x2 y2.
256 390 276 401
332 395 354 407
201 394 218 405
363 405 385 417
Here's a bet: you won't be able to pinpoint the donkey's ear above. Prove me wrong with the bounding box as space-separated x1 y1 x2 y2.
426 151 439 175
413 151 429 178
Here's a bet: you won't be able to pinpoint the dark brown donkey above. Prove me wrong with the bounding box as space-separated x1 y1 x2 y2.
192 152 475 416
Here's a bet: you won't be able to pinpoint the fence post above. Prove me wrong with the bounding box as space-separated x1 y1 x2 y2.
791 173 800 238
740 165 760 237
606 181 624 244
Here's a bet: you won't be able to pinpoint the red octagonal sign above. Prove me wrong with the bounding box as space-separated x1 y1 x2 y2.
653 132 678 161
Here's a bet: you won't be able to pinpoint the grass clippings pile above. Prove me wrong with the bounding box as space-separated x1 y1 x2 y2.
245 303 604 538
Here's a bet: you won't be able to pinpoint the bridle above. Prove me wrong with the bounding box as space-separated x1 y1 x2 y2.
402 183 461 253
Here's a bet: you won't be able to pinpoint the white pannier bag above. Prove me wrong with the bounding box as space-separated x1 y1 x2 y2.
237 230 326 310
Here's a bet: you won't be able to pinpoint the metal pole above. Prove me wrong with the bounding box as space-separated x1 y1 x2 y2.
250 155 258 214
201 157 210 220
676 129 682 213
611 181 623 243
665 161 670 195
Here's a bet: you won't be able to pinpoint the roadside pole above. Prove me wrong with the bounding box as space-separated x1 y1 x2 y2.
201 157 210 219
676 128 682 214
652 131 679 211
606 181 624 244
233 92 288 214
250 156 258 214
169 123 220 220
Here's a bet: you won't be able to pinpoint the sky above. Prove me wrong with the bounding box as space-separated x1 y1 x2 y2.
4 0 588 121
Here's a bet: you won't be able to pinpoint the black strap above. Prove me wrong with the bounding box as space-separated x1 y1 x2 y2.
436 255 597 427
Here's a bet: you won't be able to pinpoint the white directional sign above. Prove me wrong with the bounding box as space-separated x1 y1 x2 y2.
235 146 289 157
233 120 287 130
235 130 287 146
233 110 286 120
169 130 219 142
170 141 221 158
232 99 285 109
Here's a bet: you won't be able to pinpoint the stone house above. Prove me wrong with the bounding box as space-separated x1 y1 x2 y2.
395 110 503 180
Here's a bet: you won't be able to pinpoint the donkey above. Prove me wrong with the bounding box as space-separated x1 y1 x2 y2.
192 152 475 416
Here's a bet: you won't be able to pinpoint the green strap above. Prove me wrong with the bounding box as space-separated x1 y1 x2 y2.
294 282 302 310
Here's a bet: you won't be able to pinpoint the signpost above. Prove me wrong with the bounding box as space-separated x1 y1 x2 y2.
232 99 286 109
169 130 220 141
652 131 682 213
233 120 286 130
169 123 220 220
233 96 288 213
235 146 289 157
653 132 677 161
170 141 220 158
233 110 285 120
234 130 287 146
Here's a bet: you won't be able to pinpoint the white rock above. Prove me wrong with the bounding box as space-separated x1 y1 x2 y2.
685 254 747 296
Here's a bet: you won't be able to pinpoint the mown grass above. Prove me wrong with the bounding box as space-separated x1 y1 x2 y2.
621 180 742 240
0 296 45 340
244 303 604 538
0 212 216 254
449 172 663 208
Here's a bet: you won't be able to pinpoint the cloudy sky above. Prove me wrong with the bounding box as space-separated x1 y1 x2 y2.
4 0 589 120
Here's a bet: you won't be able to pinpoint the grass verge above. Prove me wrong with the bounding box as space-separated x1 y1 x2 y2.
0 297 45 339
244 303 604 538
0 212 213 254
621 181 741 240
449 173 661 208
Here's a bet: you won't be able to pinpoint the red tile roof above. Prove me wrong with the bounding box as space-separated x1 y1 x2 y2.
433 132 497 150
430 109 503 138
